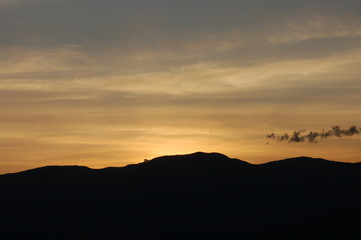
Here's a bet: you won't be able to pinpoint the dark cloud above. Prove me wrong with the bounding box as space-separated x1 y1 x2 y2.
1 0 361 74
1 0 360 49
267 126 361 143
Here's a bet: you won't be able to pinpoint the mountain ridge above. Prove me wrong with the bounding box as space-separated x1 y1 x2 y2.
1 152 360 239
1 152 358 176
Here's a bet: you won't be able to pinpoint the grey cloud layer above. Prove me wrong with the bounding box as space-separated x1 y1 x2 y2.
0 0 360 77
1 0 361 49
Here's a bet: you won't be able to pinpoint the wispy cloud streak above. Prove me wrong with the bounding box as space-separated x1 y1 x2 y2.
267 126 361 143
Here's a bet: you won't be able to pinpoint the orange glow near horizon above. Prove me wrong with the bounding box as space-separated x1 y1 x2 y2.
1 1 361 174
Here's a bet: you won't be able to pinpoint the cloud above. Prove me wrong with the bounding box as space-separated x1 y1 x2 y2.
267 126 361 143
1 0 361 55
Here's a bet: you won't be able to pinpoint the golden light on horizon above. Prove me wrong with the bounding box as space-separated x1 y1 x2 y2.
1 0 361 174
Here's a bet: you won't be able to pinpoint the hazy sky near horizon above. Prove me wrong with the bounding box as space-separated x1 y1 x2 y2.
1 0 361 173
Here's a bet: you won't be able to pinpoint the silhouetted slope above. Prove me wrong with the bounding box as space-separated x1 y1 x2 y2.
142 151 250 168
16 165 93 176
261 156 352 168
0 152 360 240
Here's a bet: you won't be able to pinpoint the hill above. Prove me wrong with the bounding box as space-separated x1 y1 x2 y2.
0 152 360 239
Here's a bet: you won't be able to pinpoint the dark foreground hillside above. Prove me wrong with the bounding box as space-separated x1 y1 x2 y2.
0 152 360 239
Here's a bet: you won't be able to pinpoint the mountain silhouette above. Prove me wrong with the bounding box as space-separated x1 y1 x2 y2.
0 152 360 239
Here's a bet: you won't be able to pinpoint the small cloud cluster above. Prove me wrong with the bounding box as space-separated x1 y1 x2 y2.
267 126 361 143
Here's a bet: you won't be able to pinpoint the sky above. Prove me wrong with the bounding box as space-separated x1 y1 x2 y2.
1 0 361 173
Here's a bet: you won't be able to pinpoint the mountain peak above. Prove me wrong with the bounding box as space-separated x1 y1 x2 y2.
260 156 351 170
139 152 251 171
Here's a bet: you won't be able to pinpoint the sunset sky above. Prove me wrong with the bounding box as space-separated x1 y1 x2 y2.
1 0 361 173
